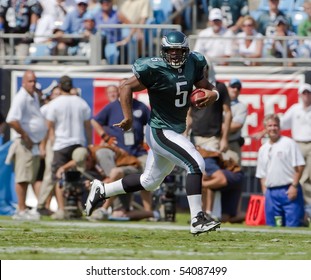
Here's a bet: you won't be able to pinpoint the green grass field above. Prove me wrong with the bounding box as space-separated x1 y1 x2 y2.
0 213 310 260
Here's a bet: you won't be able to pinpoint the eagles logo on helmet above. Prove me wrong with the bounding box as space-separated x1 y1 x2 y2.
160 31 190 69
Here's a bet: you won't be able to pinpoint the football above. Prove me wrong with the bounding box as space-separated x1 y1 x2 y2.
190 88 207 106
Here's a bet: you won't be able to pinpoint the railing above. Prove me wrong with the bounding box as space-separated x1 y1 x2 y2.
0 24 181 66
188 34 311 67
1 28 311 66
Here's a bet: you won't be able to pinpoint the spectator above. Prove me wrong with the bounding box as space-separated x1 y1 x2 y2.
116 0 152 26
234 15 263 66
5 70 47 220
116 0 153 57
0 0 43 63
264 16 298 66
85 31 221 235
87 0 101 15
74 11 97 56
93 0 122 61
209 0 249 33
34 0 70 44
89 81 152 220
37 85 61 216
280 83 311 222
198 148 244 223
170 0 190 30
257 0 292 36
94 0 120 41
105 84 120 103
227 78 247 165
256 114 305 227
46 75 92 219
193 8 234 66
297 1 311 58
51 0 88 56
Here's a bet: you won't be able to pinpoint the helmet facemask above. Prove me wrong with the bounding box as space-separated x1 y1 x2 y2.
160 31 190 69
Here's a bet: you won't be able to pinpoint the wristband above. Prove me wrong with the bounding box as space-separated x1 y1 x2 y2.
101 133 111 142
0 22 3 31
212 89 219 101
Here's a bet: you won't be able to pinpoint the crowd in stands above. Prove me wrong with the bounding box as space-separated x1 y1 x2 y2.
1 0 311 65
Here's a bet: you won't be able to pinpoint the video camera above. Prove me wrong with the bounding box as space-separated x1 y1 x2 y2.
59 171 85 219
153 167 185 222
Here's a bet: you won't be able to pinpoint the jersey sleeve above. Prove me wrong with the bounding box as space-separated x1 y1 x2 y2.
132 57 157 88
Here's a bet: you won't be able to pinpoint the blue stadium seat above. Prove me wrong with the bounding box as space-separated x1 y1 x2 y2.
251 0 301 24
278 0 295 13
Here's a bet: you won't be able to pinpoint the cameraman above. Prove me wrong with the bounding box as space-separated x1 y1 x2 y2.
198 147 245 223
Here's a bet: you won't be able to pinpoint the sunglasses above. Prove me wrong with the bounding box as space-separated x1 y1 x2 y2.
230 85 241 90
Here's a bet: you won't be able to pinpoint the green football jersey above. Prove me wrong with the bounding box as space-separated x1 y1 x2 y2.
132 52 207 133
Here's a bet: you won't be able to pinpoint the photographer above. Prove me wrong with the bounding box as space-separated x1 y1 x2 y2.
198 147 245 223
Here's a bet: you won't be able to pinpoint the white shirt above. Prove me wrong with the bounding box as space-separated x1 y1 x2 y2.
256 136 305 188
281 103 311 142
46 95 91 151
6 87 47 143
193 27 234 60
236 31 262 65
40 103 49 119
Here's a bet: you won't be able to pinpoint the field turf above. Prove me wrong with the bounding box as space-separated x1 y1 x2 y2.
0 213 310 260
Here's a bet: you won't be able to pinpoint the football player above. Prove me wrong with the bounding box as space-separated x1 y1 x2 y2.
86 31 221 234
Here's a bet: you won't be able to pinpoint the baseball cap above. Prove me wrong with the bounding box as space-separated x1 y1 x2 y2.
209 8 223 21
72 147 89 173
59 75 73 92
275 16 288 26
298 83 311 94
229 78 242 88
83 11 95 21
75 0 88 5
